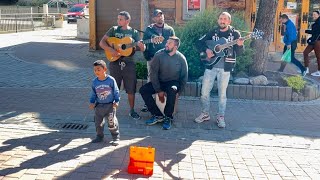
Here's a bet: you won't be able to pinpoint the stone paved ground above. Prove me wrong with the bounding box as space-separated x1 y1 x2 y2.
0 22 320 180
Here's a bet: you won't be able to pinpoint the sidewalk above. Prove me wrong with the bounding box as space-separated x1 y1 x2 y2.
0 23 320 179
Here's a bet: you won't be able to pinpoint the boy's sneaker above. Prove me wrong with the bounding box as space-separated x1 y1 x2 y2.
91 135 104 143
146 116 164 126
141 104 149 112
129 110 141 120
109 138 120 146
216 115 226 128
194 112 210 123
162 117 172 130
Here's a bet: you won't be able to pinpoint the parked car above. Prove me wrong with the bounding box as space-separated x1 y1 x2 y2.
67 3 88 23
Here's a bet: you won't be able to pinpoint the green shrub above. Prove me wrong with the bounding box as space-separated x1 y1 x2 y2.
284 75 306 93
174 8 253 80
136 61 148 79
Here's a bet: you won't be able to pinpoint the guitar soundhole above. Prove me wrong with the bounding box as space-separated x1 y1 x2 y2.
121 44 126 50
214 45 221 53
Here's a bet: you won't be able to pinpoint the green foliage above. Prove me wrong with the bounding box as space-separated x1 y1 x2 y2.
174 8 253 80
136 61 148 79
284 75 306 93
235 41 253 74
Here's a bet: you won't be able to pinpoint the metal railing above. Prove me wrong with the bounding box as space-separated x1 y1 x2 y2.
0 12 63 33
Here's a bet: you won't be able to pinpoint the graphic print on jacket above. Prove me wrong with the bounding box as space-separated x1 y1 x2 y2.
95 85 112 101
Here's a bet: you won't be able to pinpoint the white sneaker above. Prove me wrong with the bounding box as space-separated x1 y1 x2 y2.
311 71 320 77
298 68 309 75
216 115 226 128
194 112 210 123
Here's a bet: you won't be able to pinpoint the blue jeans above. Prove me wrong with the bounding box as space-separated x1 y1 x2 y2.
201 68 230 116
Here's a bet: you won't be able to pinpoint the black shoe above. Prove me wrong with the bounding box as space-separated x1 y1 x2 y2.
91 136 103 143
129 110 141 120
141 104 149 112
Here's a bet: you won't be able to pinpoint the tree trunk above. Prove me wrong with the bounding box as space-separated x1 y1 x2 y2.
249 0 278 76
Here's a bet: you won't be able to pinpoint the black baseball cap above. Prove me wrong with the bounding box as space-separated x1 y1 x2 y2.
153 9 163 17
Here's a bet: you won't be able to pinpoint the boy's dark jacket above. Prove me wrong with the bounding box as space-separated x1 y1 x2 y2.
195 26 244 72
143 23 175 61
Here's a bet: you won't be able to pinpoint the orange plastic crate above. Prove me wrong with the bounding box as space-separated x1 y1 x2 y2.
128 146 155 176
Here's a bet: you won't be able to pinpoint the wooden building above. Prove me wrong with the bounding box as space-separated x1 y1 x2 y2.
89 0 318 53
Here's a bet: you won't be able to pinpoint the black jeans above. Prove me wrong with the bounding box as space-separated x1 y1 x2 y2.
279 41 306 72
139 81 179 119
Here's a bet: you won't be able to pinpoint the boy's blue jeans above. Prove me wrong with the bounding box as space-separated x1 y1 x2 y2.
200 67 230 116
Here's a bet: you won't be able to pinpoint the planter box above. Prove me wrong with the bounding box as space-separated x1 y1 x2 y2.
136 79 320 101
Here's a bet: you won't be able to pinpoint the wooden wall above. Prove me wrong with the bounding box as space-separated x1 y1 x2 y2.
91 0 142 50
148 0 176 25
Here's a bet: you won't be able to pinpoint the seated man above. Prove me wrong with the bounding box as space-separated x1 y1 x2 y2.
139 36 188 130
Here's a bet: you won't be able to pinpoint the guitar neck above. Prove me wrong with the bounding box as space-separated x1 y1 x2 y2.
127 39 153 48
219 35 251 50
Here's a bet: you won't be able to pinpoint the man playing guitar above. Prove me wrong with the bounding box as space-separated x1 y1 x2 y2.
99 11 145 120
195 12 244 128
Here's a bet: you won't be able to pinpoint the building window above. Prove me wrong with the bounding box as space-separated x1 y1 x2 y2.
183 0 205 20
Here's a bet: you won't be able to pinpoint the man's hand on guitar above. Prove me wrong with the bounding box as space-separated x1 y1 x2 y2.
236 38 244 46
137 41 146 52
111 49 121 57
206 48 215 59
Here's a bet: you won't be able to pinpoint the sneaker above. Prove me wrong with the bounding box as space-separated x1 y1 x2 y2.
109 138 120 146
216 115 226 128
129 110 141 120
141 104 149 112
91 135 104 143
194 112 210 123
301 67 309 77
146 116 164 126
311 71 320 77
162 117 172 130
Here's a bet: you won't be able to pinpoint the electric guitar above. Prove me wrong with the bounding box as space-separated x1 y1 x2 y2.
200 28 264 66
105 36 164 62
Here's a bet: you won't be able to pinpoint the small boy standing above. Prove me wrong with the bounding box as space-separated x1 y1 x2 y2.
89 60 120 146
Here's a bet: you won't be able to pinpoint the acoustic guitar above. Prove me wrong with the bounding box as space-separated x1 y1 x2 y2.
105 36 164 62
200 28 264 66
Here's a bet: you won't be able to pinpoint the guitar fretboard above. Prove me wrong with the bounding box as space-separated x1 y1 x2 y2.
126 39 154 48
218 34 251 50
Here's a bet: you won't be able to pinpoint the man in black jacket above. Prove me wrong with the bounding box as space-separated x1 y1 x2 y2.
194 12 244 128
141 9 175 112
303 10 320 77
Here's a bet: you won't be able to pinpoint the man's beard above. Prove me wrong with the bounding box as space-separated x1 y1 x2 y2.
219 24 227 29
165 47 174 53
156 20 164 26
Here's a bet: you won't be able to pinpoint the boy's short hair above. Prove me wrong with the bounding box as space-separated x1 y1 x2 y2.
313 10 320 15
169 36 180 48
93 60 107 68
